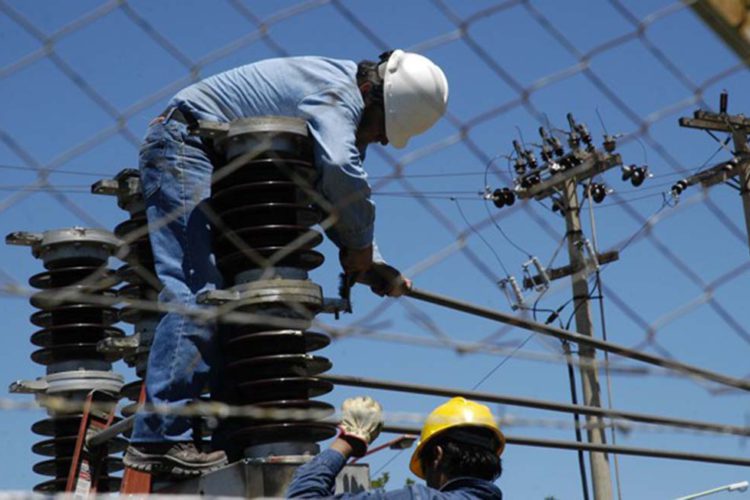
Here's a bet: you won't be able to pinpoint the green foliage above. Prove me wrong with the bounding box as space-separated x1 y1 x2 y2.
371 472 390 489
405 478 416 486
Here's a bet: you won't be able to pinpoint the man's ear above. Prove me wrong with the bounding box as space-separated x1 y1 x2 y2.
432 444 444 469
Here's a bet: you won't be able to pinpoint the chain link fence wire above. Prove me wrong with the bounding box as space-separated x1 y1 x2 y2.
1 1 749 498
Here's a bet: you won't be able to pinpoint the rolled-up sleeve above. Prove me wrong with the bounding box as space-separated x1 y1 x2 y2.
298 87 375 250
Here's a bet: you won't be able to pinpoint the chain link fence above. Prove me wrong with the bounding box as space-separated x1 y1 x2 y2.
0 1 749 498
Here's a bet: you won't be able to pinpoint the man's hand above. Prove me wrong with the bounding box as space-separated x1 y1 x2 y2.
338 396 384 457
357 263 412 297
340 246 411 297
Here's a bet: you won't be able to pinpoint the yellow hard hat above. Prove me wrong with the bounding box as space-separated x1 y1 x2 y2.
409 397 505 479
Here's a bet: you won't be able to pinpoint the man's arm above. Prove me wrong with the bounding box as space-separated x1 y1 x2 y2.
298 86 375 251
286 445 350 498
287 438 423 499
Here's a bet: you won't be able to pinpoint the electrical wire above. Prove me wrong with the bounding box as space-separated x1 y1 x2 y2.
471 331 537 391
453 197 510 277
0 162 112 177
562 340 591 500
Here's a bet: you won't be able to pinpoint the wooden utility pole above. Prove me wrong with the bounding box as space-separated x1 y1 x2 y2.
561 177 613 500
678 92 750 253
510 115 628 499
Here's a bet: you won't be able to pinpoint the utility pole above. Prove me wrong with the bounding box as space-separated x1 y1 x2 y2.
677 92 750 253
560 176 612 500
489 113 651 499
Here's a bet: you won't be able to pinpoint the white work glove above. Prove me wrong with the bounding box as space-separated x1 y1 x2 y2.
339 396 384 457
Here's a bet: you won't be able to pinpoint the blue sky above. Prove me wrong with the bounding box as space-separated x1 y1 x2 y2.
1 1 749 498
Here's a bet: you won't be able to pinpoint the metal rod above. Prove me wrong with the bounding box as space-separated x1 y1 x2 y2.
383 425 750 467
405 287 750 392
86 414 134 448
323 374 750 437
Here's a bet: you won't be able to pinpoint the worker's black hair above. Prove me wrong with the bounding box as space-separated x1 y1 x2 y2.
420 428 503 482
356 51 393 105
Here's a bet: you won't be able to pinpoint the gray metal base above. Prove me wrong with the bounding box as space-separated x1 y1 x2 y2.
154 456 370 497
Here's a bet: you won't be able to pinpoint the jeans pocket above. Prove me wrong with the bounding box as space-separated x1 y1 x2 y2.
139 139 165 199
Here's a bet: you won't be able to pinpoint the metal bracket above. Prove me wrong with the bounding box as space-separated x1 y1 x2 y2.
517 152 623 200
9 378 49 394
5 231 43 247
197 279 323 310
97 334 140 356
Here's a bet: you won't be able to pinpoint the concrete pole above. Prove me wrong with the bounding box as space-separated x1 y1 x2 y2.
562 178 613 500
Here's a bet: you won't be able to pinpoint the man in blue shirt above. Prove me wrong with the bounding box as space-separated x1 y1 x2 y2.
287 396 504 499
123 51 449 475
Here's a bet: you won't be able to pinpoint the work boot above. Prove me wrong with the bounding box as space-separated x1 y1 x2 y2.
123 442 228 476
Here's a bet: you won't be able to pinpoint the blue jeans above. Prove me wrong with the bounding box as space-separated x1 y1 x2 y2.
131 114 224 443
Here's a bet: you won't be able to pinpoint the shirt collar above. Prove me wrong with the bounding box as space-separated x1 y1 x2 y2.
440 477 502 498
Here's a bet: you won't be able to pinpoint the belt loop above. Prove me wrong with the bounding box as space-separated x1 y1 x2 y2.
149 107 177 127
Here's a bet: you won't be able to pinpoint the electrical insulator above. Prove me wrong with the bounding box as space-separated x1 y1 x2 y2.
582 239 600 271
551 198 563 213
720 90 728 114
603 134 617 153
524 148 538 171
512 140 527 175
578 124 593 149
539 127 564 157
492 187 516 208
522 256 550 292
584 183 608 203
519 174 534 189
498 276 525 310
566 113 582 150
671 179 688 198
621 164 649 187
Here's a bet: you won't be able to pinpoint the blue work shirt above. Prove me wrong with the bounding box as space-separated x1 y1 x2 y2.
170 56 376 253
286 450 503 499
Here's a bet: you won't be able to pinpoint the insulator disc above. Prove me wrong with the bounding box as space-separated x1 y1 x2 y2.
33 477 121 493
31 324 124 347
228 399 336 423
33 456 123 476
227 354 331 381
31 343 119 365
213 225 323 255
114 217 148 240
30 267 119 290
30 288 118 309
32 436 127 457
43 256 108 271
31 305 119 327
215 203 321 228
120 380 143 401
31 416 84 436
212 159 316 190
217 248 324 275
236 377 333 402
224 330 330 357
211 181 311 208
116 266 159 290
227 422 337 448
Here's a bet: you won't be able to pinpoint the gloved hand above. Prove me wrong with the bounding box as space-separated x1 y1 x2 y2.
339 396 384 457
357 263 412 297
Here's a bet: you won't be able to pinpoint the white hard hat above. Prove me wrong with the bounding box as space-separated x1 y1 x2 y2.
380 50 449 149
